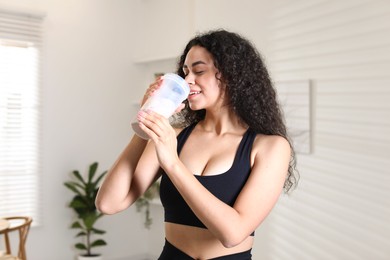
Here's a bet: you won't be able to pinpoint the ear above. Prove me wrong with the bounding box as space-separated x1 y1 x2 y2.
215 71 222 81
215 71 226 88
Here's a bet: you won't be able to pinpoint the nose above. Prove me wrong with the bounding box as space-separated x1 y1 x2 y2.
185 73 195 85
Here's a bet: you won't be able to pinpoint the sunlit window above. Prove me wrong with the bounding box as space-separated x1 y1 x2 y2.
0 9 44 225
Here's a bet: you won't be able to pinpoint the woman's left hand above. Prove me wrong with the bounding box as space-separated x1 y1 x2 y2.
137 110 179 171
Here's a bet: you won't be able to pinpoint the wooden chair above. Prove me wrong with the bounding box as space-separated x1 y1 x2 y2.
0 216 32 260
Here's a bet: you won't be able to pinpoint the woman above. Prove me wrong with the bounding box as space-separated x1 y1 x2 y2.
96 29 298 260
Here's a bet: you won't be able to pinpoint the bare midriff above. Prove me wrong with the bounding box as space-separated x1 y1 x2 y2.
165 222 254 259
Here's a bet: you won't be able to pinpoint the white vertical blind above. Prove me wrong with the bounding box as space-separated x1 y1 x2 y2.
0 8 44 225
263 0 390 259
275 80 312 154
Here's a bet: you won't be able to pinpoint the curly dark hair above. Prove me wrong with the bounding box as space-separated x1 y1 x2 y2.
174 29 298 193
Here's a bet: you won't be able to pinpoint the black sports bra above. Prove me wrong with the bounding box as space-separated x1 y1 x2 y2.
159 123 257 234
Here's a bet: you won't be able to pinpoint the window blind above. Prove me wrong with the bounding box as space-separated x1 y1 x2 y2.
0 8 44 225
261 0 390 259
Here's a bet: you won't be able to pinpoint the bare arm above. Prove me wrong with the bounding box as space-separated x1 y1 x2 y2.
95 78 165 214
95 135 161 214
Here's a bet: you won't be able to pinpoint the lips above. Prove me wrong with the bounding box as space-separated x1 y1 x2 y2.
189 90 202 96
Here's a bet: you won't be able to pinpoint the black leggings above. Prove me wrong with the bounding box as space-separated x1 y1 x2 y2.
158 239 252 260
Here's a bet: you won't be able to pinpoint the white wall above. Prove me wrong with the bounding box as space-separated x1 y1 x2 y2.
263 1 390 259
193 0 274 59
0 0 152 259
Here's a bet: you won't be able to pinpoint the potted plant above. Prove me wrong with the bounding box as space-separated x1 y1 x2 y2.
135 181 160 229
64 162 108 260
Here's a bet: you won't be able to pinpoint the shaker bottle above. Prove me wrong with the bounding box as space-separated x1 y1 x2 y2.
131 73 190 139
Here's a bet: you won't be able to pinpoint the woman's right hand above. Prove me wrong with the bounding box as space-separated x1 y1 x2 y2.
140 76 163 107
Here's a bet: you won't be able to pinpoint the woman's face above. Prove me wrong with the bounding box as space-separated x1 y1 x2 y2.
183 46 225 111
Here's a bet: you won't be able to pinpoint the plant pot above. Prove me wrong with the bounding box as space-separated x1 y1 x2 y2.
78 255 102 260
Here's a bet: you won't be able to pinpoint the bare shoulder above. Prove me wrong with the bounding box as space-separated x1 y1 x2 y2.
252 134 291 160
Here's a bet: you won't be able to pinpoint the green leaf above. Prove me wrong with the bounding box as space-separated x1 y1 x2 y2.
75 243 87 250
71 221 83 229
72 170 86 185
88 162 98 184
83 212 101 230
64 182 82 196
93 170 107 187
67 181 85 190
69 198 88 209
75 231 87 237
135 198 149 212
85 182 96 198
91 228 106 235
91 239 107 247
